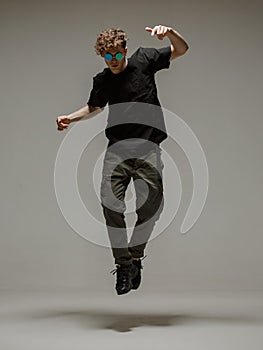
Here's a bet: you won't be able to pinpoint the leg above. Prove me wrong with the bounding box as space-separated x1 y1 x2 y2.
128 145 164 258
100 148 133 266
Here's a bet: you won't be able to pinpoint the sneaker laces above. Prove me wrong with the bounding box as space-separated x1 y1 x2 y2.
110 266 119 275
132 255 147 270
110 264 134 287
141 255 147 262
110 264 130 275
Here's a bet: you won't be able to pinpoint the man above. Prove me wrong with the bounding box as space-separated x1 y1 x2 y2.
56 25 189 295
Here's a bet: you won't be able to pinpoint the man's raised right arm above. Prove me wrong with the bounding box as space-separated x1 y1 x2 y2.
56 104 102 131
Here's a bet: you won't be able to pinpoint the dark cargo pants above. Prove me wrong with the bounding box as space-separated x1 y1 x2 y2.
100 142 164 266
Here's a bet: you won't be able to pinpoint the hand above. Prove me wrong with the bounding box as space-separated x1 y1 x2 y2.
56 115 71 131
145 25 171 40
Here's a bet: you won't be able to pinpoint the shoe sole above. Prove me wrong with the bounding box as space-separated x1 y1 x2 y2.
116 283 133 295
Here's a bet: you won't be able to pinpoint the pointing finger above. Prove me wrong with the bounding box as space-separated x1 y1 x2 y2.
145 27 152 32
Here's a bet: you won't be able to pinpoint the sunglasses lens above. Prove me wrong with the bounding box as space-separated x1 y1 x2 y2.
115 53 123 60
104 53 113 60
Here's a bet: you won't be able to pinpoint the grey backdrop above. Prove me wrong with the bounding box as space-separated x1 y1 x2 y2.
1 0 262 293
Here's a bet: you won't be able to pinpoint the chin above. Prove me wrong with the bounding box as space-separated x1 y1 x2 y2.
111 68 120 74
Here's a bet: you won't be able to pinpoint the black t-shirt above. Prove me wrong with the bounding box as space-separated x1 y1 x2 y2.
87 45 171 146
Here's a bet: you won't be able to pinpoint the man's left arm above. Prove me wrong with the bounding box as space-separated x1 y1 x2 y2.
145 25 189 60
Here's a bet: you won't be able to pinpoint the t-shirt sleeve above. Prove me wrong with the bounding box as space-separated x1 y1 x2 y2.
87 75 108 108
139 46 172 73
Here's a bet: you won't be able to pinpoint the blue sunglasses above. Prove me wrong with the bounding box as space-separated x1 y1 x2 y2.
104 52 124 61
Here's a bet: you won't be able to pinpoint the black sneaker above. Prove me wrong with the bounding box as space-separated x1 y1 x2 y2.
131 256 146 290
111 264 134 295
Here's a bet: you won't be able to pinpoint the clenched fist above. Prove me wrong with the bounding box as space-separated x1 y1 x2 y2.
56 115 71 131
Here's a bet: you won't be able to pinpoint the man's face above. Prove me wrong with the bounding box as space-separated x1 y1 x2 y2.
102 45 128 74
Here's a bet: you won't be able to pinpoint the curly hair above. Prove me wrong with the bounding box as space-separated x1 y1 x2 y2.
95 28 128 55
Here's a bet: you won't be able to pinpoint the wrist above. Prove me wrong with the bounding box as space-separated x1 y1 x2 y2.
68 115 79 123
166 27 175 38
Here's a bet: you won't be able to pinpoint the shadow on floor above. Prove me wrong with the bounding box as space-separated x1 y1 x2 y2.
27 309 263 333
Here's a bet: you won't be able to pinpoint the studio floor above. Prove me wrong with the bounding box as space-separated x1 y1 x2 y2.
0 290 263 350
